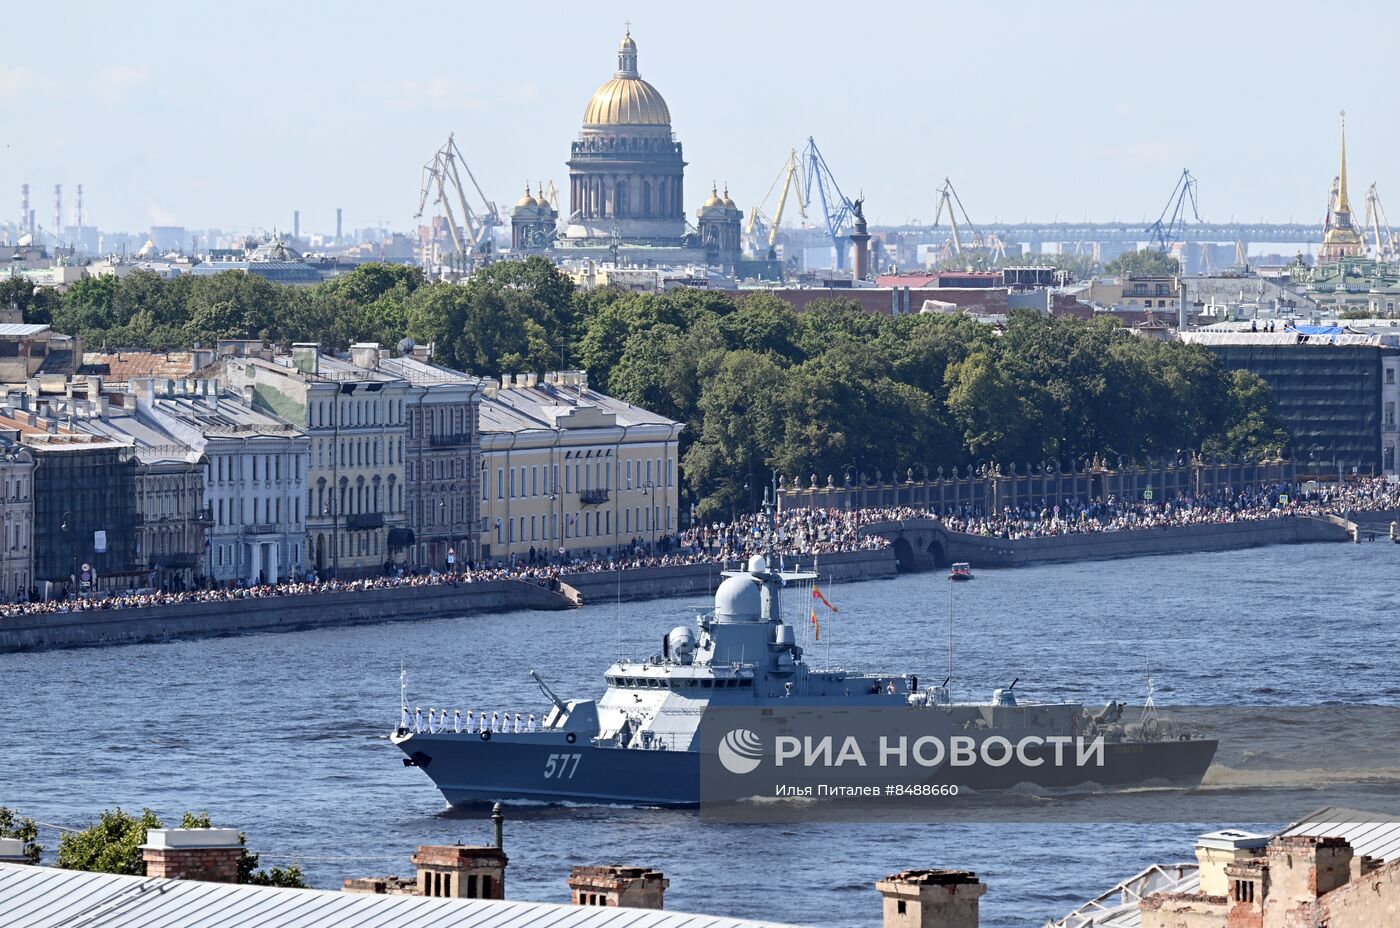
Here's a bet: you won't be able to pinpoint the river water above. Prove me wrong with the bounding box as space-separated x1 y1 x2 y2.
2 541 1398 926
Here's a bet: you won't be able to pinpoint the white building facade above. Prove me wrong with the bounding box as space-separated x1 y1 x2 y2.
144 379 311 585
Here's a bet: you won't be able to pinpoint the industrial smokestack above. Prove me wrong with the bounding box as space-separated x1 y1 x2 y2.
293 210 300 241
336 207 343 245
53 185 61 241
75 184 84 229
19 184 28 235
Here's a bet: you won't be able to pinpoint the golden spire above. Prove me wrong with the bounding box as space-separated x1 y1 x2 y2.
1336 110 1352 216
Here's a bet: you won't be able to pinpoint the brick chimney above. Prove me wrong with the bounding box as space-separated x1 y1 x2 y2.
876 869 986 928
411 845 507 899
568 866 668 909
1222 857 1268 928
1263 835 1353 925
140 828 242 883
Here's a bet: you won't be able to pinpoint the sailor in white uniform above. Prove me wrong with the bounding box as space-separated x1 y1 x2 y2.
513 713 522 733
490 711 500 732
465 710 475 733
527 713 536 732
400 705 411 730
413 706 423 733
453 709 462 733
428 709 439 733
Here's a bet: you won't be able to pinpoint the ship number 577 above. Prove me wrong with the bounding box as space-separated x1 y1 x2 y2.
543 753 582 779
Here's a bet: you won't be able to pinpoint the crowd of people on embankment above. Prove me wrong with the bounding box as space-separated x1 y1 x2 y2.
865 477 1400 541
0 507 885 619
1 478 1395 619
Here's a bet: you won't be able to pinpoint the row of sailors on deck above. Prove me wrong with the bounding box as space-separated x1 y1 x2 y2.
402 706 536 734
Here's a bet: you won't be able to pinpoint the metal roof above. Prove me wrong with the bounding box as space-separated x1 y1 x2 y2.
0 863 801 928
0 323 50 337
1046 863 1198 928
1279 805 1400 861
1045 807 1400 928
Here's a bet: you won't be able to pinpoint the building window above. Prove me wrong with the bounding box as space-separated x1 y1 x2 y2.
1388 402 1396 429
1388 368 1396 385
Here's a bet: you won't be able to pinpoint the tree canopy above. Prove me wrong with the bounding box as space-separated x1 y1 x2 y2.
25 258 1289 514
55 807 304 886
1104 248 1181 277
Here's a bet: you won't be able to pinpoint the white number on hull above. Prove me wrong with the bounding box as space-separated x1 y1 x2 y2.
543 753 582 779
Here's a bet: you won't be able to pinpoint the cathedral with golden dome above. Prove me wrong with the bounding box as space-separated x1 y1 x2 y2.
512 27 742 269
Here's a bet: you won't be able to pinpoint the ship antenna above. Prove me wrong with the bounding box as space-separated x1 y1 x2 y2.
399 661 407 712
763 478 777 566
946 571 955 703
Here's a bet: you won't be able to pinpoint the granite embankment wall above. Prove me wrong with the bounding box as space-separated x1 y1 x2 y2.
0 579 571 653
562 548 897 605
942 516 1351 567
0 549 898 653
867 514 1366 571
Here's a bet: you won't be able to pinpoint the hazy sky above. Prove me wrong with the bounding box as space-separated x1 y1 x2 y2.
5 1 1395 235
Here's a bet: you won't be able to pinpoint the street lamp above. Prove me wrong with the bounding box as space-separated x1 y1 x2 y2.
322 501 338 579
437 500 456 574
59 510 75 600
547 483 564 562
641 480 658 552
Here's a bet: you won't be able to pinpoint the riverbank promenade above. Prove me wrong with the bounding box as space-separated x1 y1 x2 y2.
1 477 1395 652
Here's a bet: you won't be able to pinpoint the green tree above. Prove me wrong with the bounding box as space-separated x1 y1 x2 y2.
683 349 787 515
473 256 578 338
0 807 42 864
58 808 161 875
945 350 1045 463
0 277 62 325
405 281 551 375
1104 249 1180 277
179 812 305 888
183 272 283 344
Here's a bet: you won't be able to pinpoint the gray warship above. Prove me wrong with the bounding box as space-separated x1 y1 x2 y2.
393 532 1217 807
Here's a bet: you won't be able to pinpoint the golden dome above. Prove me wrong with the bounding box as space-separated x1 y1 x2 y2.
703 185 723 209
515 184 536 209
583 29 671 127
721 185 736 209
583 76 671 126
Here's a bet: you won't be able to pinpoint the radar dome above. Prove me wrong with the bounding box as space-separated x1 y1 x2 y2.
715 574 762 621
747 554 768 575
667 626 696 665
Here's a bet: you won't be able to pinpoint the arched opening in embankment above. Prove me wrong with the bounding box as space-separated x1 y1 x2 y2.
926 538 948 568
891 537 916 572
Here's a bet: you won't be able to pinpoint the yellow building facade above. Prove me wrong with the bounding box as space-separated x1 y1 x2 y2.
477 371 683 562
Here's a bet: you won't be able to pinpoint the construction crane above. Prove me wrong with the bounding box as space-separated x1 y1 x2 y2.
744 149 807 259
414 132 501 266
801 137 859 269
931 178 1003 266
1363 182 1398 262
1146 169 1200 253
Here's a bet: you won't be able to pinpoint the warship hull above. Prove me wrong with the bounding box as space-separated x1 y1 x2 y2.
394 730 1218 808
